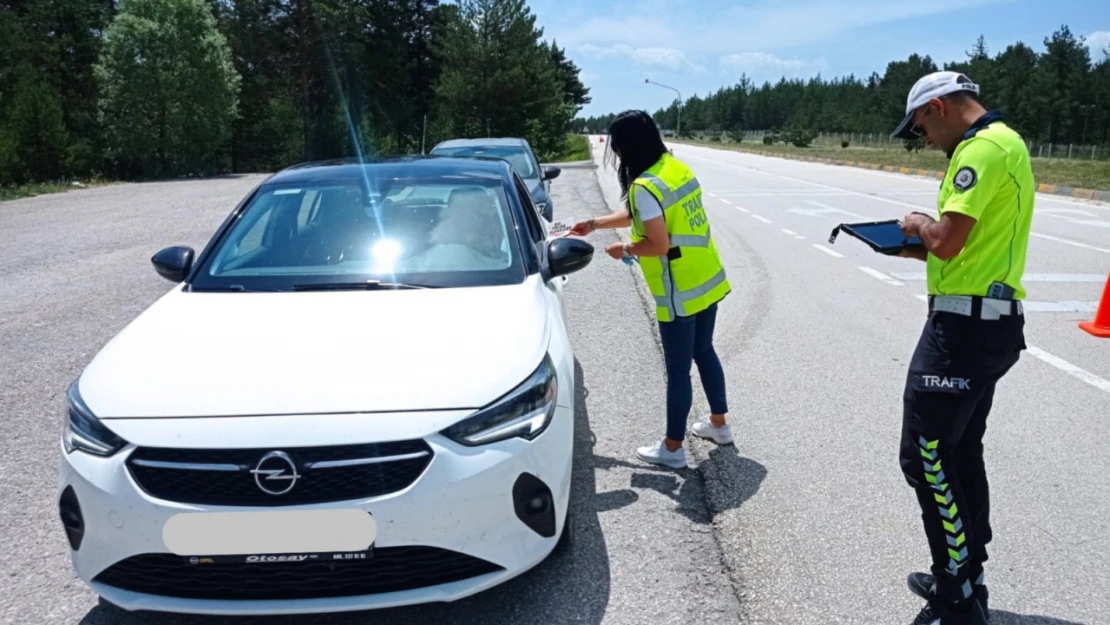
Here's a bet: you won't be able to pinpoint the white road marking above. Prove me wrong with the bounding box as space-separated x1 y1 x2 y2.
707 192 717 198
1025 346 1110 395
1030 233 1110 255
713 149 1110 212
686 152 1110 255
891 272 1108 283
781 228 798 235
813 244 844 258
720 198 733 205
857 266 905 286
752 215 772 224
735 206 750 213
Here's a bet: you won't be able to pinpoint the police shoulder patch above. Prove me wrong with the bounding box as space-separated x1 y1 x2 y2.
953 166 977 191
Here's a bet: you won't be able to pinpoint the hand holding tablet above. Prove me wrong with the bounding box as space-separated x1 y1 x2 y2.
828 219 927 256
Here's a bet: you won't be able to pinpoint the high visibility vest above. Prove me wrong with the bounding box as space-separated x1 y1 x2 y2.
628 153 730 322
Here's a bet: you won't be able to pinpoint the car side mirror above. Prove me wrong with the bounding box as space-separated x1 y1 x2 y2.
543 166 561 181
151 246 195 283
546 237 593 279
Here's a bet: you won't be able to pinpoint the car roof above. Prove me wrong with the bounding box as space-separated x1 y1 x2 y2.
431 137 530 149
261 155 515 186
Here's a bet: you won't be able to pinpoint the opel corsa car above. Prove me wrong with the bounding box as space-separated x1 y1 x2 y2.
57 155 594 615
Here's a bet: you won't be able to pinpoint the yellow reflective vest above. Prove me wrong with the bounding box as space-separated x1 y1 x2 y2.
627 153 730 322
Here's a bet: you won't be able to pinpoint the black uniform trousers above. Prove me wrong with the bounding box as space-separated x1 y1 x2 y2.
899 306 1025 605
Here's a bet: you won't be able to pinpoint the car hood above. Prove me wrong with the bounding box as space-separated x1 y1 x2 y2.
79 279 554 418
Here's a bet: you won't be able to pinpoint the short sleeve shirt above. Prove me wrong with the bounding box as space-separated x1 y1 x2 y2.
927 118 1035 300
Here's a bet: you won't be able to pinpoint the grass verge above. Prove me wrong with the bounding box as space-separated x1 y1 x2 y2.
0 178 112 202
544 133 592 163
673 139 1110 191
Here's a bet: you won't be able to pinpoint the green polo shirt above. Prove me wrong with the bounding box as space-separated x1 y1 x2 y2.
928 118 1035 300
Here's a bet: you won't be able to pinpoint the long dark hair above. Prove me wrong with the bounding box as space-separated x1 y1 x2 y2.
605 110 668 203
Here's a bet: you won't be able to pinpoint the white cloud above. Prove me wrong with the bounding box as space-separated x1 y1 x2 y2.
719 52 829 78
1086 31 1110 58
578 44 707 73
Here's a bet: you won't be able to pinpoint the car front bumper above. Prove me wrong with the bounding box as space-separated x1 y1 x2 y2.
57 405 574 616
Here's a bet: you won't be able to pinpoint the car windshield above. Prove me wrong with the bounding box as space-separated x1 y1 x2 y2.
432 145 537 180
189 176 527 291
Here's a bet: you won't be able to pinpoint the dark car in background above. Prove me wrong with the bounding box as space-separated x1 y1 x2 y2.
430 138 560 222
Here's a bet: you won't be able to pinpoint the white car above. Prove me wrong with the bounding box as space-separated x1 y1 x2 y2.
57 156 595 615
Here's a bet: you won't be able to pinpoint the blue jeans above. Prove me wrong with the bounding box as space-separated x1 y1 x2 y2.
657 303 728 442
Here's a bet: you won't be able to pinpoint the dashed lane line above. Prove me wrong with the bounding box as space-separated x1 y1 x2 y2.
813 244 845 258
752 215 772 224
686 152 1110 255
857 266 905 286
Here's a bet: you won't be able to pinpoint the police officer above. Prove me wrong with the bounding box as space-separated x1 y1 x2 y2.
570 110 734 469
890 71 1033 625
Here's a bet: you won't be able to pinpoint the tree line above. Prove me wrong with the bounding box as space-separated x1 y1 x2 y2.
575 26 1110 148
0 0 590 187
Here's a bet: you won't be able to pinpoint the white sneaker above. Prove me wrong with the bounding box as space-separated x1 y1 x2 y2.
636 441 688 469
692 420 734 445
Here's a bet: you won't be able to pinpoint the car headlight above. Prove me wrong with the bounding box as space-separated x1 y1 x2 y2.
442 355 558 446
62 380 127 456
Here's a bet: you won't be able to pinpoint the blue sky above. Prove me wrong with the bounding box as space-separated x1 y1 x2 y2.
526 0 1110 118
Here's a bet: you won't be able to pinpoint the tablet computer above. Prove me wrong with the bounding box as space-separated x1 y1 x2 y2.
828 219 925 255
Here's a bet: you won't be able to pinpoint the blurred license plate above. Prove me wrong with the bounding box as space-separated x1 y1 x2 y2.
163 509 376 560
184 550 373 565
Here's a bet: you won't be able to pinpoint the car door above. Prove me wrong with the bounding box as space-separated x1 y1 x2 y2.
513 173 567 320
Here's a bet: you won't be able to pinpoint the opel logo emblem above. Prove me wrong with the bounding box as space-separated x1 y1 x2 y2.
250 451 300 495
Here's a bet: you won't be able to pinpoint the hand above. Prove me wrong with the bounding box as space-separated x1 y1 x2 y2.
568 219 594 236
606 242 626 260
900 212 933 237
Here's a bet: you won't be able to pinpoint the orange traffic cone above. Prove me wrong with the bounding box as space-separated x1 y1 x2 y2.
1079 272 1110 338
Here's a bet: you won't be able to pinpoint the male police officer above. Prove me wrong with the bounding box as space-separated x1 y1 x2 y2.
891 71 1033 625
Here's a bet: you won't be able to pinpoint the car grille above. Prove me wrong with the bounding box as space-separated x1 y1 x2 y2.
126 440 433 506
93 547 504 600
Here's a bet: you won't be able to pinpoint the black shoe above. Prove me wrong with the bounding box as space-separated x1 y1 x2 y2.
911 599 989 625
908 572 990 620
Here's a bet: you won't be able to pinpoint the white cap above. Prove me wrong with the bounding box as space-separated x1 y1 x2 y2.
891 71 980 139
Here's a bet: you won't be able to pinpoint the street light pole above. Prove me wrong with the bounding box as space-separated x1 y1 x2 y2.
645 79 682 137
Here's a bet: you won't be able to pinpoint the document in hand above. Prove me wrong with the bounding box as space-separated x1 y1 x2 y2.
547 218 579 239
828 219 925 256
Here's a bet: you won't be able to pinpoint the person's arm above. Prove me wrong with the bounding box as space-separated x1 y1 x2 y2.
626 214 670 256
586 210 632 231
898 247 929 261
902 139 1005 261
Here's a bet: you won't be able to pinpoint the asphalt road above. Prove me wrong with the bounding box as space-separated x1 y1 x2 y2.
584 137 1107 625
0 169 739 625
2 141 1106 625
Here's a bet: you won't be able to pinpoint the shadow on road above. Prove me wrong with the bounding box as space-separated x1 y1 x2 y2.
78 359 613 625
587 411 767 525
991 612 1089 625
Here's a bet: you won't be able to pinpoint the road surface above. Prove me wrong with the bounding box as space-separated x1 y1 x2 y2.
585 137 1107 625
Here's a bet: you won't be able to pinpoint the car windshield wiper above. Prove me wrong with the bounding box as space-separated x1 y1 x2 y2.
292 280 433 291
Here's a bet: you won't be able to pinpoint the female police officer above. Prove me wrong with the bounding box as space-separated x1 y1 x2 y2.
891 71 1033 625
569 110 733 469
